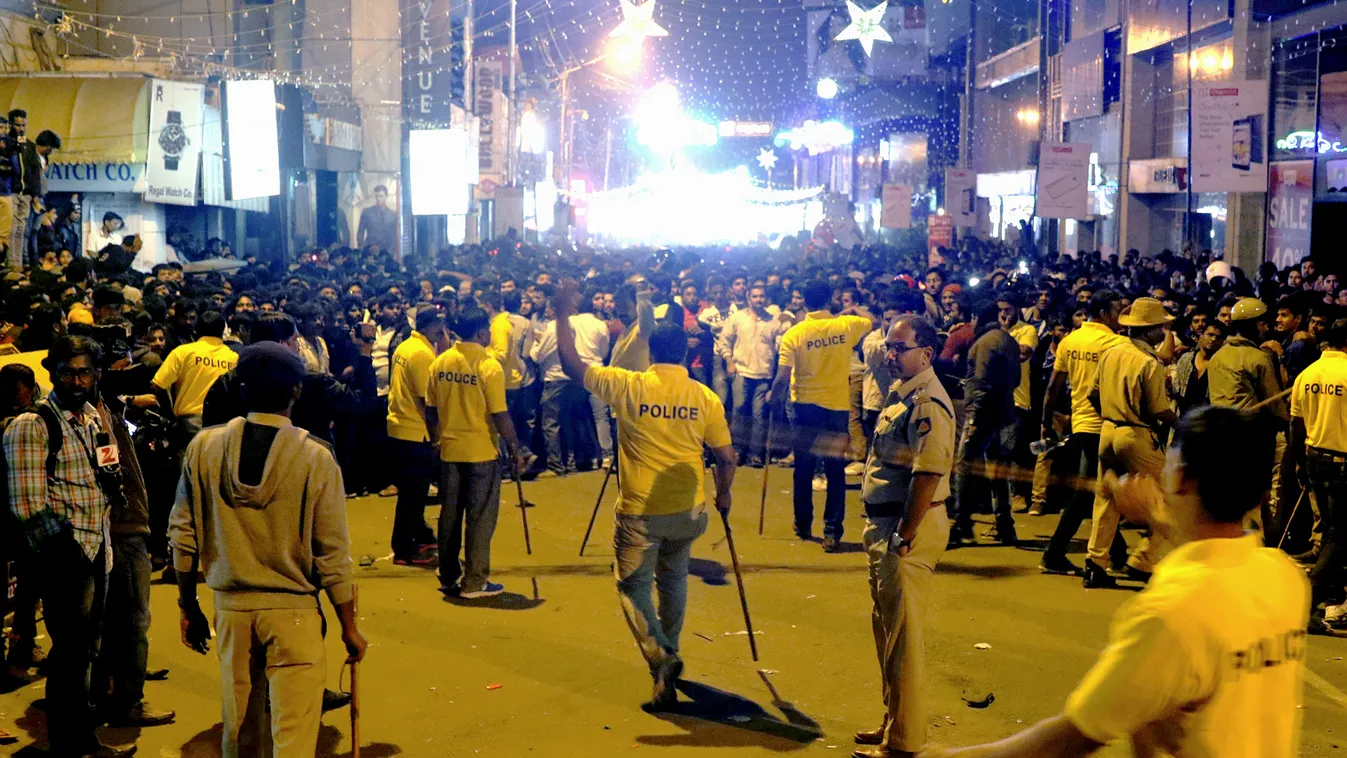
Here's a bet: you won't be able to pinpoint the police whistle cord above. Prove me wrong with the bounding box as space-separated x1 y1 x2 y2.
719 509 759 662
580 456 618 556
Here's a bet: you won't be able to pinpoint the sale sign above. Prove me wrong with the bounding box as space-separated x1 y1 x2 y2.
1266 160 1313 268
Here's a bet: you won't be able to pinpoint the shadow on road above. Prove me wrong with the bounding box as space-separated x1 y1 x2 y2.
634 679 821 750
688 558 729 586
936 562 1035 580
441 591 545 611
179 722 402 757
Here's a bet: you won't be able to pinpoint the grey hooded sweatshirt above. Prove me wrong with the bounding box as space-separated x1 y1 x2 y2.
168 413 354 611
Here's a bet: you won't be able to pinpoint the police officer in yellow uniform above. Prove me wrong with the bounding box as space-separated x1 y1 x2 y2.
552 281 736 710
1207 296 1288 540
916 407 1308 758
483 290 534 467
852 316 955 758
148 310 237 443
1084 298 1177 589
425 307 525 599
1040 290 1130 577
385 309 448 565
1289 319 1347 631
769 280 878 551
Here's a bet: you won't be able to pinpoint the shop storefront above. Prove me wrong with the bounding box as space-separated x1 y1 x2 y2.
976 169 1036 241
1268 16 1347 267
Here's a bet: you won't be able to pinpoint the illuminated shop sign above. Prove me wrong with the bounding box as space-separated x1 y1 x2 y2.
1275 130 1347 154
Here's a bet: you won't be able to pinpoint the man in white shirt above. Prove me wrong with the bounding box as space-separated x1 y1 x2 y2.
571 291 613 466
531 302 599 477
722 284 788 466
697 275 738 412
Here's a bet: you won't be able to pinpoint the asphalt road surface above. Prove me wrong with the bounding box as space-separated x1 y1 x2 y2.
4 467 1346 756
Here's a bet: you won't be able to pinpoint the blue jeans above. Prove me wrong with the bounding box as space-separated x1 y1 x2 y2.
35 537 106 753
712 358 731 416
614 509 709 667
95 534 152 714
791 402 849 540
731 375 770 458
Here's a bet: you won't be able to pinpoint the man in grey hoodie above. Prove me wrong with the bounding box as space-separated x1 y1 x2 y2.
169 341 366 757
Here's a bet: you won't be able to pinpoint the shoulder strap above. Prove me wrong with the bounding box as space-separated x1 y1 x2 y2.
34 403 63 480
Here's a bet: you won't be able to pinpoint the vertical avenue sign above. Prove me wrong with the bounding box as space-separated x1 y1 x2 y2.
402 0 454 127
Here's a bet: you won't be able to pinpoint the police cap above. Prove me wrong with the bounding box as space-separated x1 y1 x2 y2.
1230 297 1268 322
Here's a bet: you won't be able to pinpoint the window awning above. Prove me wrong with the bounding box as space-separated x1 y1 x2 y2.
0 77 150 164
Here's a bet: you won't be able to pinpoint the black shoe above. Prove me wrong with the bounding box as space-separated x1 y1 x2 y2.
988 523 1018 546
795 530 814 542
947 528 974 549
1110 557 1130 574
854 725 886 745
1040 554 1084 577
145 667 169 681
650 654 683 709
75 742 138 758
1083 562 1118 589
106 701 175 727
822 536 841 553
1125 566 1152 584
322 688 352 713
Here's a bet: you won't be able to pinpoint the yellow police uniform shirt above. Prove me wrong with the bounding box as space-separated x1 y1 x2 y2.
584 363 731 517
1092 337 1171 427
778 310 873 411
1291 348 1347 453
489 312 522 390
426 341 507 463
1008 321 1039 411
386 331 435 443
151 336 238 417
1053 321 1129 435
1064 535 1308 757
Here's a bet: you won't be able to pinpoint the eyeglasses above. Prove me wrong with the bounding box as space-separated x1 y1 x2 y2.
885 342 922 356
55 366 95 379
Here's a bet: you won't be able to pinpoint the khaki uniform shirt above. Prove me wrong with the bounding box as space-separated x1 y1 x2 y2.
861 366 956 516
1208 335 1288 421
1092 337 1172 428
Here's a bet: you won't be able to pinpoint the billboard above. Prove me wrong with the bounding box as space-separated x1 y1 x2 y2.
144 79 204 206
222 80 280 201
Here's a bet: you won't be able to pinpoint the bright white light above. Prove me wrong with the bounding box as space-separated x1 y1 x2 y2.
607 36 643 71
1017 260 1029 274
520 111 546 154
968 277 981 288
583 167 825 245
775 120 854 155
409 129 468 215
816 78 839 99
636 84 717 152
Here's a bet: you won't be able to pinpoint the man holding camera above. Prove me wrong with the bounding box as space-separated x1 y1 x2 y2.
2 336 139 757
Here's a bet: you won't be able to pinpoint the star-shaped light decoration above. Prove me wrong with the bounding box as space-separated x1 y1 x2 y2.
610 0 669 42
756 148 778 171
834 0 893 56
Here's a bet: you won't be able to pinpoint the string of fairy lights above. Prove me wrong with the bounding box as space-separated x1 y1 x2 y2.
17 0 1333 161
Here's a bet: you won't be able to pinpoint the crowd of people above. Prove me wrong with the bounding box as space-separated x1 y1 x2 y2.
0 225 1342 756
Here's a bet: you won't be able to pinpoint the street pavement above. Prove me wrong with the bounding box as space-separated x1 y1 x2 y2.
4 466 1347 757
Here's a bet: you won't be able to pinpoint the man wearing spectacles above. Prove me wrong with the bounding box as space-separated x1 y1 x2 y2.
853 316 956 758
2 336 139 756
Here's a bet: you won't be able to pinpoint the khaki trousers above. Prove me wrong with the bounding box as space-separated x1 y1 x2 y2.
217 606 326 758
863 505 950 752
1087 422 1172 572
